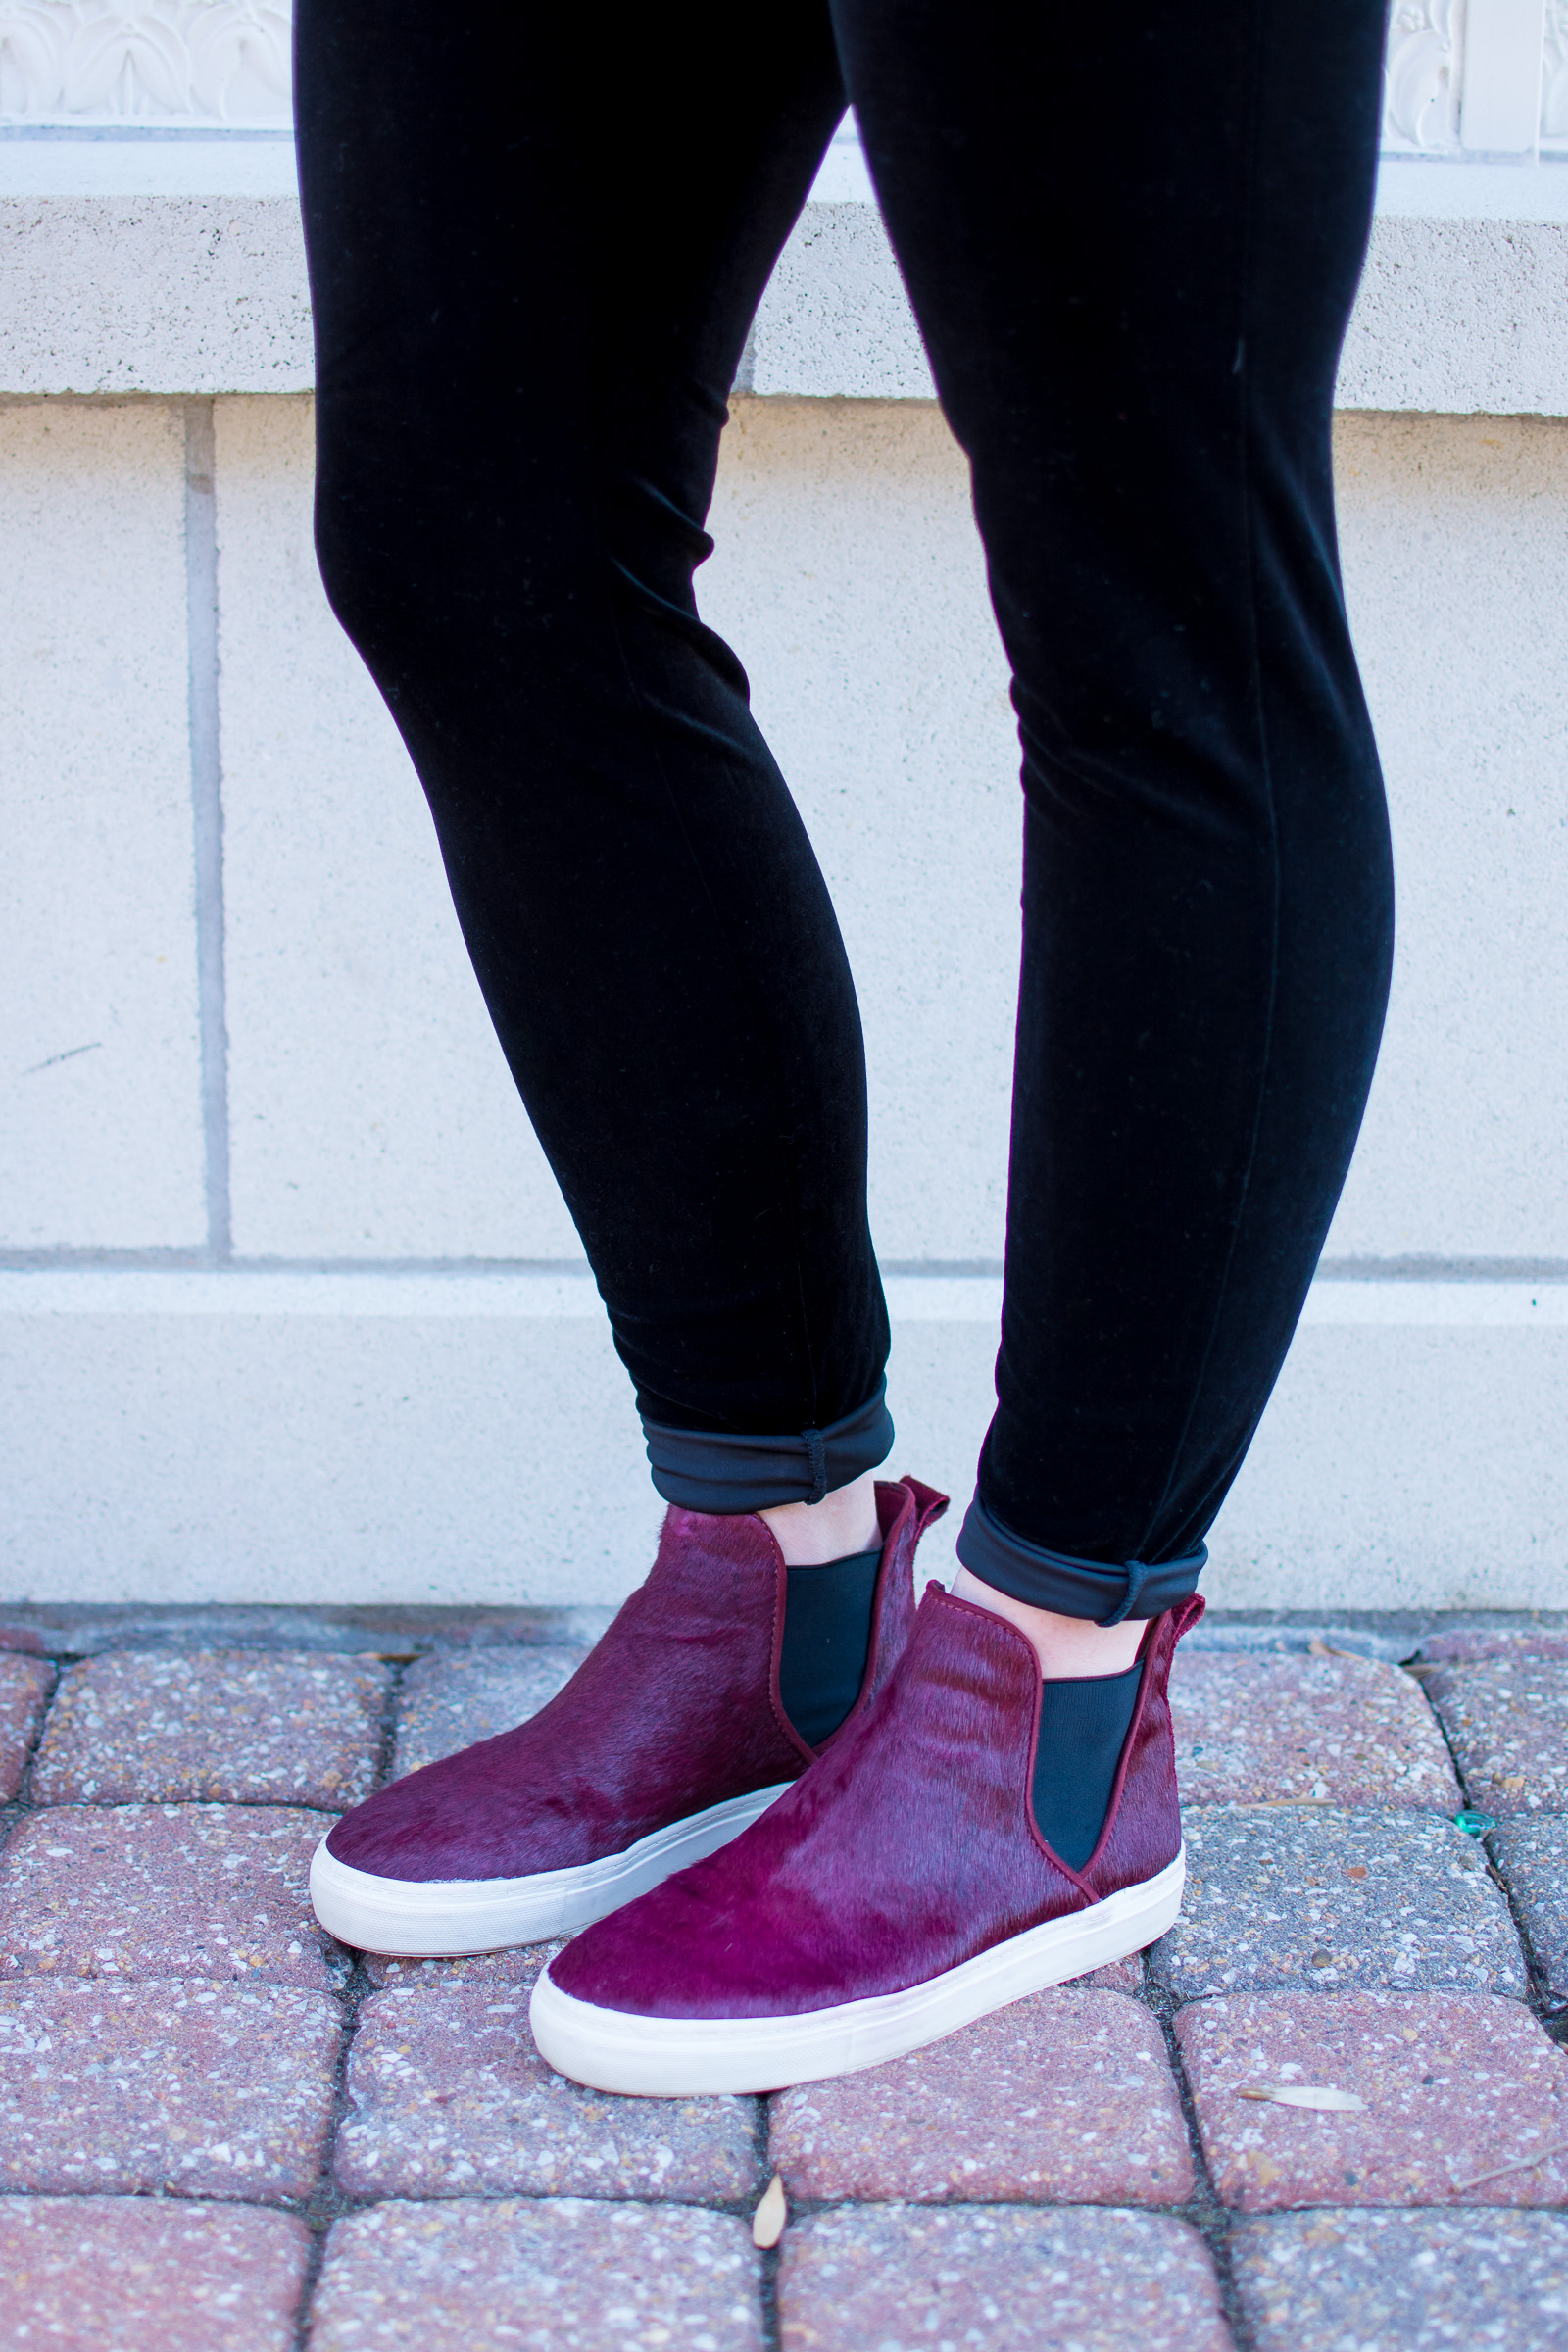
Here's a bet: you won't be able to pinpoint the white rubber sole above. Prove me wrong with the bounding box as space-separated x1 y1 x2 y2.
308 1782 793 1957
529 1846 1186 2096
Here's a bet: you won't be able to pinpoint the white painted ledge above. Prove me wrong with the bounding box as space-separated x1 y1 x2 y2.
5 145 1568 409
2 1268 1566 1608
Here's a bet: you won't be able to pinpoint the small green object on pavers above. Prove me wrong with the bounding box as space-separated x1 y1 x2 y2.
1455 1810 1498 1836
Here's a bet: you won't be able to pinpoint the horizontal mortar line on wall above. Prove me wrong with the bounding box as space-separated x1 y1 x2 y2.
1 1251 1565 1281
3 1267 1568 1325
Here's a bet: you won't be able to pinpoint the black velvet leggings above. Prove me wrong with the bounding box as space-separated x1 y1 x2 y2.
294 0 1395 1621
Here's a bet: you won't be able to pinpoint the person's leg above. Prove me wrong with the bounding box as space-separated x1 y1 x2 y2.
533 0 1396 2093
841 0 1394 1644
294 0 890 1507
295 0 945 1957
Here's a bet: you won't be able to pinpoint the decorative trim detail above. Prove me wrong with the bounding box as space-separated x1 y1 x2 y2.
1383 0 1464 151
0 0 292 127
1544 0 1568 145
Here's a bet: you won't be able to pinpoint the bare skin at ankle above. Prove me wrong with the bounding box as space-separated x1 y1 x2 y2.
951 1565 1146 1679
760 1469 880 1566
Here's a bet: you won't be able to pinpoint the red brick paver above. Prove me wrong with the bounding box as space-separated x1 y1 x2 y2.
1492 1819 1568 1997
309 2198 764 2352
769 1988 1193 2205
1177 1989 1568 2210
0 1803 346 1987
1424 1658 1568 1815
336 1979 760 2200
392 1646 586 1778
1152 1806 1524 1997
0 1655 53 1799
1170 1652 1460 1809
0 2193 311 2352
777 2204 1230 2352
0 1978 340 2198
31 1650 388 1808
1232 2207 1568 2351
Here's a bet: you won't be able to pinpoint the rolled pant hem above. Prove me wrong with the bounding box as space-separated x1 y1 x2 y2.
642 1382 895 1512
956 1496 1206 1624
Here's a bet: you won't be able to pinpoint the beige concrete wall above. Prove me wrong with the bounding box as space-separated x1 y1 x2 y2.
3 395 1567 1607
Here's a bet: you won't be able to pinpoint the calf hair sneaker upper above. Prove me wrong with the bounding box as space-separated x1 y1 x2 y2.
308 1476 948 1956
529 1584 1203 2095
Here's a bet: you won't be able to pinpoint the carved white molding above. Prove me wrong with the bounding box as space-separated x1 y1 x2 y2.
0 0 291 126
1542 0 1568 144
1384 0 1465 151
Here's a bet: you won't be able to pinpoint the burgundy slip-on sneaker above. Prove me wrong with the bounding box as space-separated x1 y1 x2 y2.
309 1476 947 1956
529 1582 1203 2094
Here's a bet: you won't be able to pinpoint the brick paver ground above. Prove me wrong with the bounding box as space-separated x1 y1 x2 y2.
310 2198 764 2351
0 1655 52 1800
31 1650 388 1808
1152 1805 1525 1997
0 1803 346 1987
1178 1988 1568 2210
1425 1657 1568 1814
0 2194 312 2351
777 2205 1231 2351
4 1609 1568 2348
0 1977 341 2199
1231 2208 1568 2350
769 1987 1193 2204
1169 1650 1461 1808
392 1646 586 1778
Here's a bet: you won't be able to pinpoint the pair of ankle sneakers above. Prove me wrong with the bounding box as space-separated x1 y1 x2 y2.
310 1477 1201 2095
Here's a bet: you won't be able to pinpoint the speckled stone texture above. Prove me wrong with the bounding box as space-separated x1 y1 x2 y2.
310 2197 764 2352
1178 1988 1568 2210
0 2194 311 2352
1232 2207 1568 2350
392 1645 586 1778
777 2204 1230 2352
0 1978 340 2197
1420 1629 1568 1665
1152 1807 1525 1998
336 1978 760 2200
362 1943 553 1990
0 1803 348 1987
1492 1819 1568 1996
1170 1652 1459 1809
30 1649 389 1807
0 1654 53 1800
769 1988 1192 2205
1424 1657 1568 1815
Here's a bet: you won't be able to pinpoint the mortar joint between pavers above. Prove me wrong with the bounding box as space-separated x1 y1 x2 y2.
1412 1662 1560 2030
6 1656 64 1814
1141 1976 1256 2352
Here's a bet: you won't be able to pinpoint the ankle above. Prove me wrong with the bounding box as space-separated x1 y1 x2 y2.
951 1565 1146 1679
760 1469 881 1566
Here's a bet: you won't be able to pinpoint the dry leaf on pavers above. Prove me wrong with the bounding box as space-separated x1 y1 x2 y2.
391 1647 586 1778
310 2198 765 2352
753 2174 787 2248
0 1804 349 1988
0 2195 311 2352
1178 1989 1568 2211
768 1987 1193 2204
1150 1805 1526 1997
1423 1659 1568 1815
30 1650 388 1807
1170 1652 1459 1808
0 1655 54 1799
1233 2084 1360 2115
